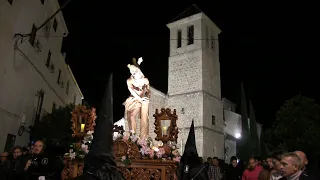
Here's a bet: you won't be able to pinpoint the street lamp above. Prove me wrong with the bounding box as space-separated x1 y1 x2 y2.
235 132 241 139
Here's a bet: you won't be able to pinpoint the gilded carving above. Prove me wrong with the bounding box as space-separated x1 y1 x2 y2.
131 168 161 180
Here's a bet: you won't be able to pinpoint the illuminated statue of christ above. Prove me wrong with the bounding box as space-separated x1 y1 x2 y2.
123 57 150 139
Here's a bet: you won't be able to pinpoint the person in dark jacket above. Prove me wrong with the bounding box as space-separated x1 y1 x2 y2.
225 156 241 180
294 151 320 180
204 157 212 172
258 156 273 180
0 146 27 180
24 140 62 180
0 151 9 171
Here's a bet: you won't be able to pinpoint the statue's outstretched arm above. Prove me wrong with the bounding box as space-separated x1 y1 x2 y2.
127 79 142 101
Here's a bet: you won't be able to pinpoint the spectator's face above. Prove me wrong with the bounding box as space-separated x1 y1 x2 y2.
207 158 212 164
12 149 22 159
273 158 281 171
266 158 274 169
213 158 219 166
280 157 299 177
248 159 256 170
1 152 8 162
231 160 238 167
34 141 44 154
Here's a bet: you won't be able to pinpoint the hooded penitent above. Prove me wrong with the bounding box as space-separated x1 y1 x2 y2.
80 74 124 180
178 121 209 180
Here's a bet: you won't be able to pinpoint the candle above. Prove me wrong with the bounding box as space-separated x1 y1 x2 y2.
162 126 168 136
80 124 85 132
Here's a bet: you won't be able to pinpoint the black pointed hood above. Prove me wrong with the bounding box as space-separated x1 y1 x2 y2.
178 121 209 180
182 121 199 162
89 74 114 154
83 74 124 180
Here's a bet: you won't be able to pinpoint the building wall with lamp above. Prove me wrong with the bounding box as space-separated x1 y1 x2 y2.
0 0 83 152
222 98 262 162
223 98 241 162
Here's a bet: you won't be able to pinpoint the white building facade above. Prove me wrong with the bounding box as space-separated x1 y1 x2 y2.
0 0 83 152
222 98 262 162
223 98 242 162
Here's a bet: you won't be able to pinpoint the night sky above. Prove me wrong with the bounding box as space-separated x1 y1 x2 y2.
58 1 318 128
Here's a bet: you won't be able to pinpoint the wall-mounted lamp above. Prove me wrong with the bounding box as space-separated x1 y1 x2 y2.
21 113 26 124
235 132 241 139
18 114 30 136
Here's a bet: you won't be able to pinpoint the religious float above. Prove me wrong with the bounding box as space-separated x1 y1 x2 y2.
61 57 181 180
61 106 180 180
113 108 180 180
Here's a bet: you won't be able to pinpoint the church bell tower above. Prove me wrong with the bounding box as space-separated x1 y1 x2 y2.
166 7 225 158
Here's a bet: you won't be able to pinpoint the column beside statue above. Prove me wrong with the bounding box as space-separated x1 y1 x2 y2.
123 57 150 139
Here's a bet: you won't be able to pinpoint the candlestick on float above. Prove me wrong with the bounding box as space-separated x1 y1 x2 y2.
153 108 179 156
80 124 85 132
161 119 171 136
78 115 85 133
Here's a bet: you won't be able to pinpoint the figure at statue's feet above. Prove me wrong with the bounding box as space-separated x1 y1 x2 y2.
123 57 150 139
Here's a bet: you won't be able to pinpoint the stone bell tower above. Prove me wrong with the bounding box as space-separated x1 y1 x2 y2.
166 7 225 159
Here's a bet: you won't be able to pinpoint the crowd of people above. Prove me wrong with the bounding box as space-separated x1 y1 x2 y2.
1 141 318 180
199 150 316 180
0 140 63 180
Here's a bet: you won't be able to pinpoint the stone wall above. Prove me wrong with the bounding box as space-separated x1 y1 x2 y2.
225 138 237 163
168 50 203 96
202 50 221 99
202 92 224 159
166 14 224 159
203 128 225 159
148 87 167 140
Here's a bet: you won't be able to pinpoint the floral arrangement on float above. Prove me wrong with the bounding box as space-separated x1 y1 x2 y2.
64 105 97 161
113 108 181 166
66 130 94 160
113 131 181 166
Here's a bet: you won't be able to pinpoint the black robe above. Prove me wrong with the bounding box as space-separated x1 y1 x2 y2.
80 74 124 180
178 121 209 180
